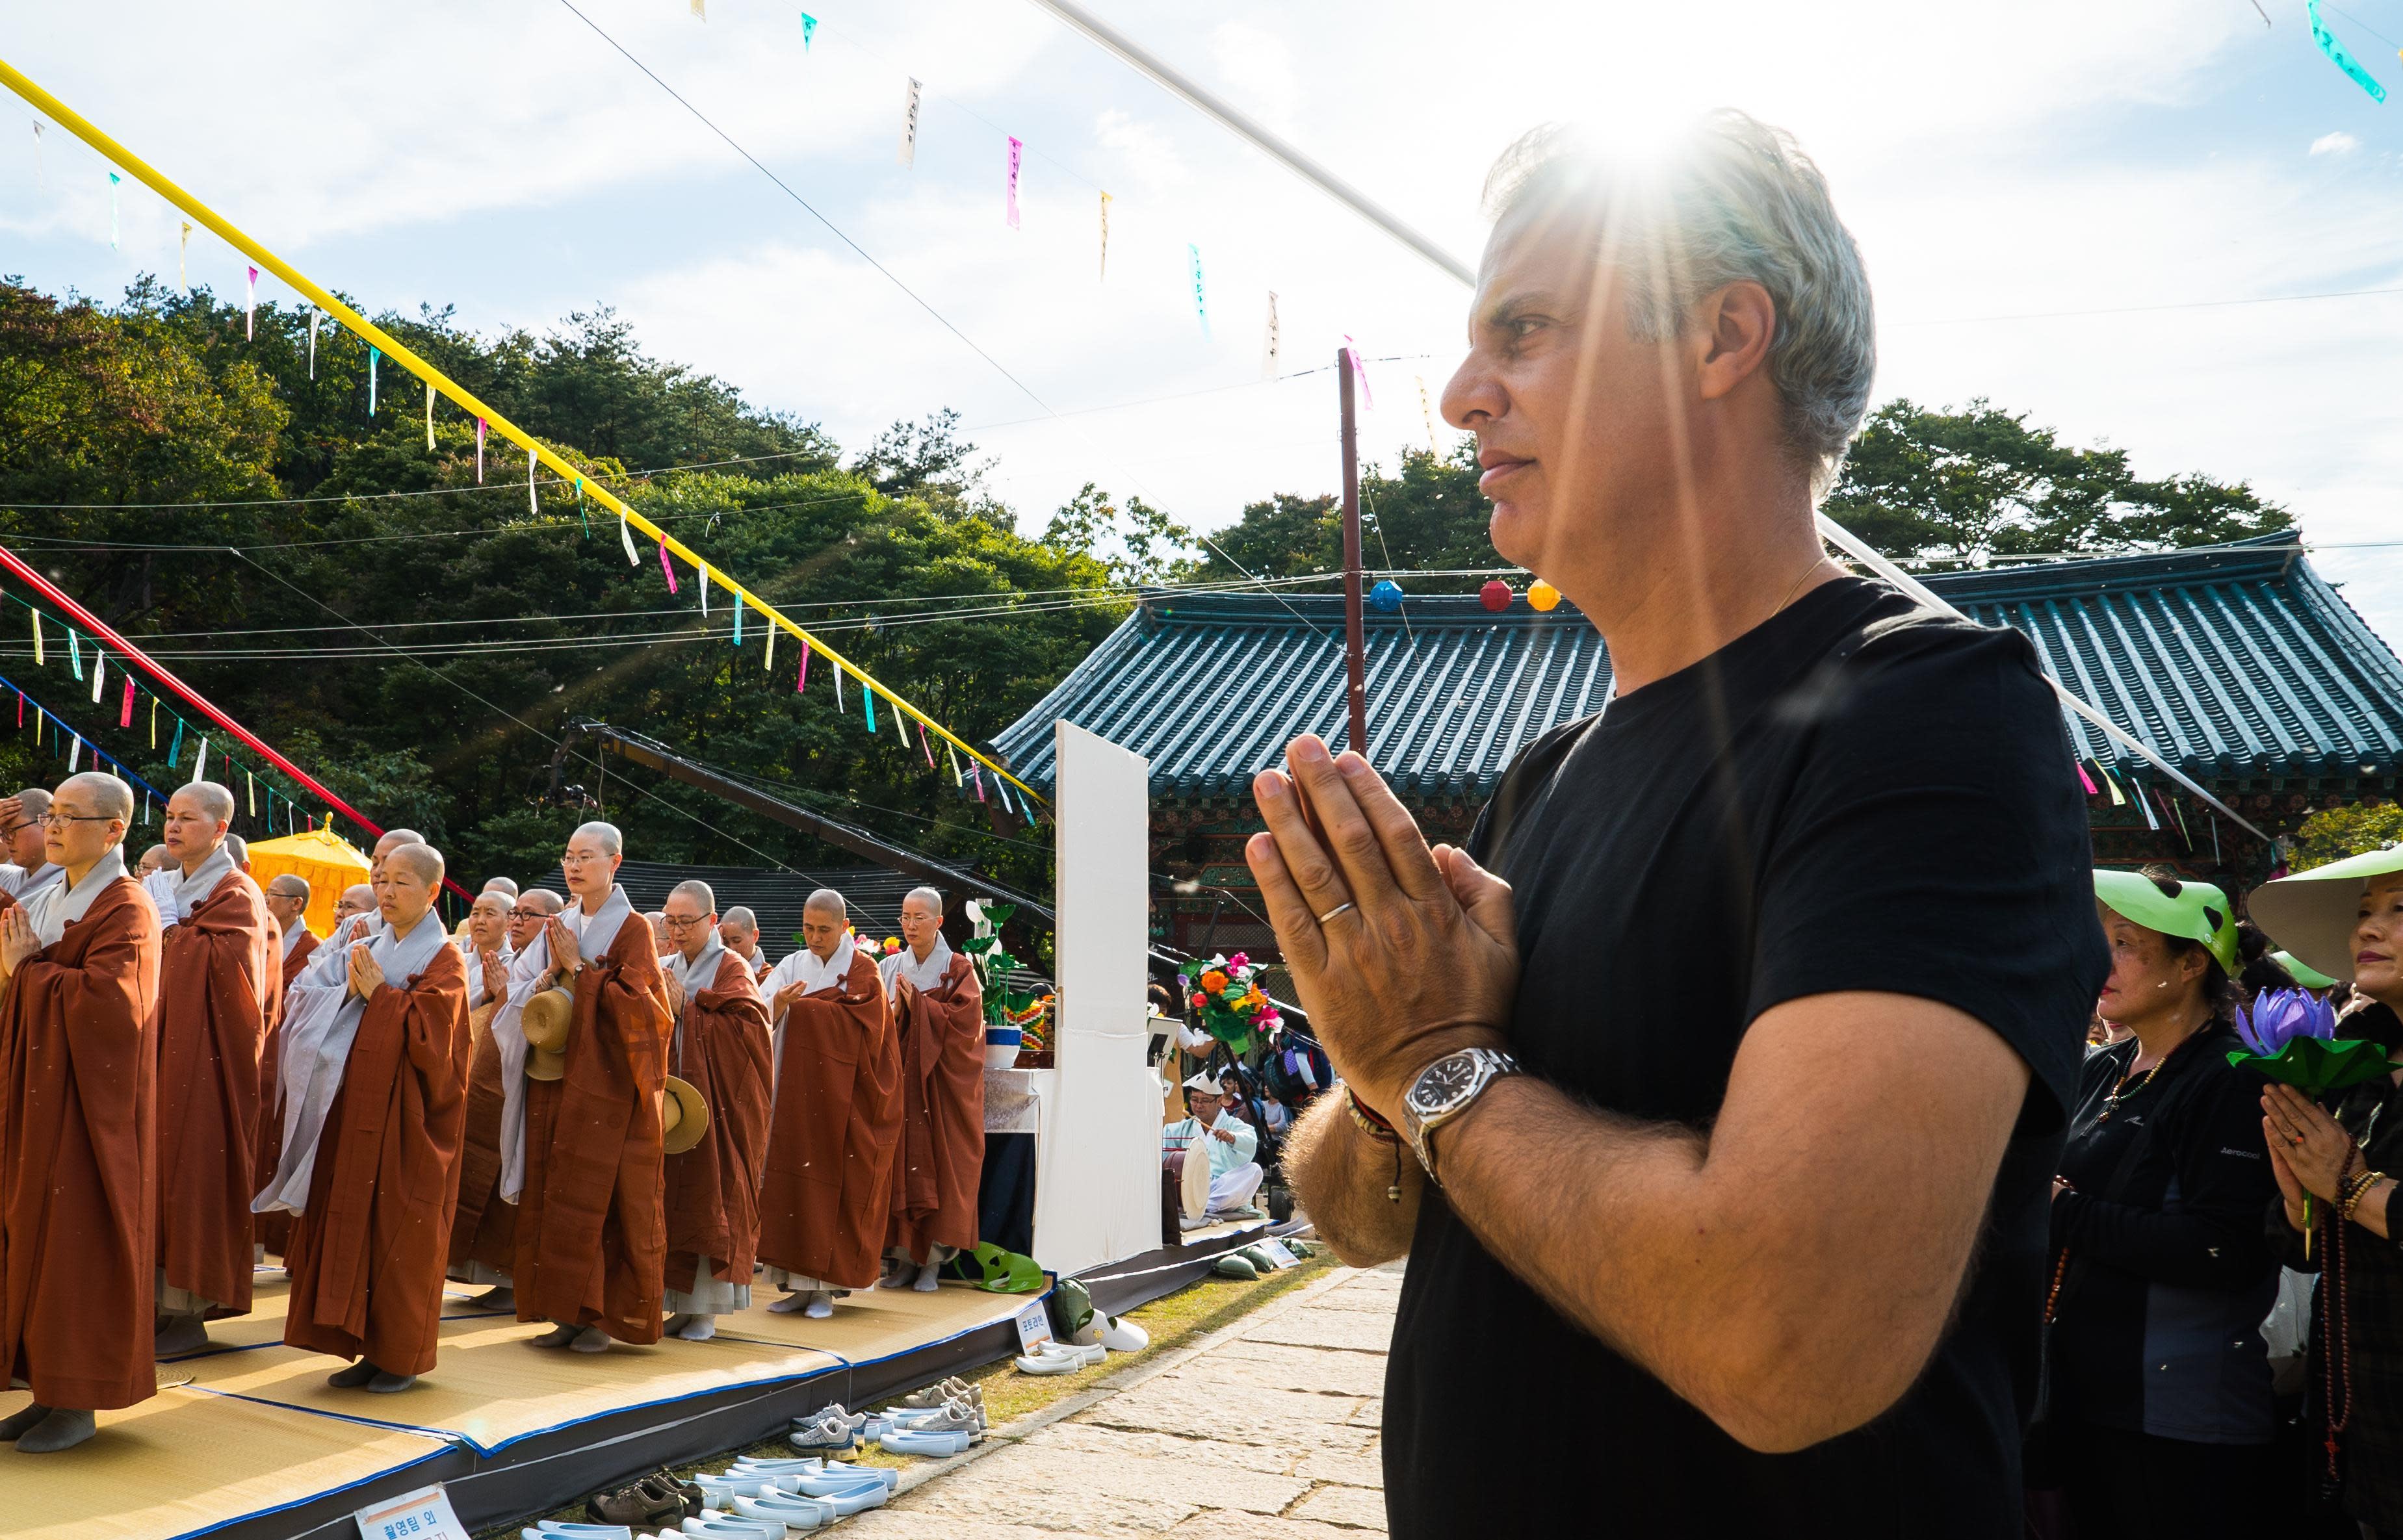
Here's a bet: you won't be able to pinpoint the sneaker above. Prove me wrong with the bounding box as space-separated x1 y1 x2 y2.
786 1415 859 1456
798 1402 868 1431
896 1377 970 1409
900 1400 983 1441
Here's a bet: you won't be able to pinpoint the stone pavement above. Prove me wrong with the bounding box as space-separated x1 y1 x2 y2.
842 1261 1402 1537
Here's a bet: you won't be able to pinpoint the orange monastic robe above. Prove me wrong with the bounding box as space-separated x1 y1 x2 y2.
155 862 274 1315
758 947 899 1291
446 1014 515 1283
664 949 774 1298
255 925 319 1260
0 875 161 1411
885 949 985 1261
282 937 471 1376
513 909 673 1343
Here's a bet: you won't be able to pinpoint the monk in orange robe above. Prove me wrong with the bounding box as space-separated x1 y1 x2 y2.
254 873 317 1262
448 888 554 1309
0 773 161 1453
510 823 673 1352
271 843 470 1392
658 879 773 1341
879 886 985 1290
150 781 275 1357
759 888 898 1317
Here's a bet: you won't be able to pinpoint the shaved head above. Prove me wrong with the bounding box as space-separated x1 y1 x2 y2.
571 821 623 858
372 828 425 858
57 770 132 824
482 876 520 898
720 906 760 952
670 879 716 912
225 833 247 867
804 888 848 921
13 788 51 818
386 842 445 886
268 874 312 904
521 888 564 916
177 781 236 825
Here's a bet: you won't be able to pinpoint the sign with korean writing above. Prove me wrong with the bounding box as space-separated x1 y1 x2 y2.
1014 1300 1054 1352
355 1484 471 1540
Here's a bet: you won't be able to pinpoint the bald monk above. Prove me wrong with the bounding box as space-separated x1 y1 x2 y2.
136 843 170 879
659 880 773 1342
879 886 985 1291
152 781 276 1357
720 906 768 979
255 874 320 1262
510 823 672 1352
482 877 520 900
0 788 62 901
648 910 672 956
0 773 161 1453
448 887 539 1308
759 889 898 1318
266 843 470 1394
333 882 375 932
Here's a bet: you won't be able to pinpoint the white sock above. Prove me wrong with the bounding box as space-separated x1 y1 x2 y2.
913 1263 941 1292
768 1293 807 1314
804 1292 834 1319
677 1315 717 1341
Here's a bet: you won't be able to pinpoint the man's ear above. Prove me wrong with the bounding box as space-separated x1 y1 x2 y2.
1694 279 1777 403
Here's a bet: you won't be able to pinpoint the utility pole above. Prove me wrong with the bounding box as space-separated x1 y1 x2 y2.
1339 347 1367 757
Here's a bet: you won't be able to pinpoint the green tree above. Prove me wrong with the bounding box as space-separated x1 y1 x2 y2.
2292 803 2403 872
1825 398 2293 567
1192 441 1493 582
1041 483 1195 585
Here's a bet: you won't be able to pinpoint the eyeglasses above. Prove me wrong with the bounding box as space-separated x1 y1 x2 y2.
559 852 610 867
663 914 710 930
39 814 116 829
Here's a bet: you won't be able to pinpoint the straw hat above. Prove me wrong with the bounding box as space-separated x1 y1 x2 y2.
2250 846 2403 984
661 1075 710 1156
526 1046 567 1082
521 986 573 1051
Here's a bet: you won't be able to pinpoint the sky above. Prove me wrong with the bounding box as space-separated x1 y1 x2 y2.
4 0 2400 648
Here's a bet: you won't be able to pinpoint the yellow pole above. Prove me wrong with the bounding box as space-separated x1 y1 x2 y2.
0 54 1046 806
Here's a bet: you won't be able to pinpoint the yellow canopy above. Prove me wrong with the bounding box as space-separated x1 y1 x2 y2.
244 827 370 940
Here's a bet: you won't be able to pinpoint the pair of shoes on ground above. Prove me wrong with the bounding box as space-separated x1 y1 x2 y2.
1013 1339 1108 1376
894 1375 975 1410
695 1461 892 1528
532 1322 614 1353
326 1359 418 1394
786 1403 864 1456
0 1403 97 1453
874 1392 985 1456
586 1468 703 1528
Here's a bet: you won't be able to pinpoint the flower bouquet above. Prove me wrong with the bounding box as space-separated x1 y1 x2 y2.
2229 988 2393 1255
1177 951 1282 1055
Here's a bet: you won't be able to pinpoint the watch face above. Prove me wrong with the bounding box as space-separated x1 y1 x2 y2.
1409 1051 1480 1116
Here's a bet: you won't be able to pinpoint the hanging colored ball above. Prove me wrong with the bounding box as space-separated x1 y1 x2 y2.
1369 579 1403 611
1528 580 1561 611
1479 580 1514 612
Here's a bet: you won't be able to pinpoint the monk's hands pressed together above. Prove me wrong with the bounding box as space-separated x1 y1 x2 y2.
0 905 36 978
480 949 508 1000
1246 734 1520 1117
545 914 582 980
346 942 380 1003
663 971 686 1018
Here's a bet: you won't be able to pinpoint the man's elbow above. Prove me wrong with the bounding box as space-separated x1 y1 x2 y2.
1685 1323 1936 1454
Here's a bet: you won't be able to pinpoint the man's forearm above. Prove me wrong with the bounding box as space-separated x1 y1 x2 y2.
1282 1092 1422 1266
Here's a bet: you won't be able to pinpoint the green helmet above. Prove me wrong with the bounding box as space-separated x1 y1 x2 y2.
2272 950 2340 991
2094 868 2239 976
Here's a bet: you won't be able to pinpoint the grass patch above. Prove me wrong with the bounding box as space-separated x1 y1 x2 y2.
477 1250 1336 1535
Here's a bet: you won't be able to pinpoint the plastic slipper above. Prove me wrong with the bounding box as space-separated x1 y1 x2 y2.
877 1428 973 1457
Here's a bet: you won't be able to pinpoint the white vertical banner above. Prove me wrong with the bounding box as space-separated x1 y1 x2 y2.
307 308 320 379
1033 722 1160 1275
898 78 923 168
1262 291 1280 379
178 220 192 292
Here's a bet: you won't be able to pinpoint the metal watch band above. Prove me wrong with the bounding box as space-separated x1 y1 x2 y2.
1401 1047 1519 1185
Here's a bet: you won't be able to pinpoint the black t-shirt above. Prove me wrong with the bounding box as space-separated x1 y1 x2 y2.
1383 578 2108 1538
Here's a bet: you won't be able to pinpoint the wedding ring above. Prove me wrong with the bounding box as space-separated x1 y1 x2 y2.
1316 901 1356 925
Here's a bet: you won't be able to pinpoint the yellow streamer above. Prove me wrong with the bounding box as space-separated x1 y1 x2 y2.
29 609 40 666
0 55 1047 808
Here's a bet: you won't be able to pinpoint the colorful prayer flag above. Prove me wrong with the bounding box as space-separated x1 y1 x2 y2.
1006 136 1023 229
1343 336 1375 407
1417 376 1438 451
107 170 120 250
1098 190 1112 280
658 543 680 594
178 221 191 292
801 12 817 48
764 619 775 671
2307 0 2388 101
700 567 710 617
307 308 319 378
368 346 380 415
245 266 259 339
28 609 40 666
733 598 743 647
864 687 877 733
170 717 183 768
1188 244 1209 338
619 507 639 566
899 78 923 168
192 735 208 782
90 649 103 704
796 639 810 693
120 676 133 729
475 417 486 482
1263 291 1280 378
68 628 82 680
528 446 538 512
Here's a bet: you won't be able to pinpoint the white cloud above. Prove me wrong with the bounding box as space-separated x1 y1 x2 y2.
2311 131 2362 155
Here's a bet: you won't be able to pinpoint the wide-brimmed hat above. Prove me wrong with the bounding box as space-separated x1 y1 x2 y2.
661 1075 710 1156
2273 950 2341 991
2250 845 2403 985
526 1046 567 1081
521 986 573 1051
2094 869 2239 975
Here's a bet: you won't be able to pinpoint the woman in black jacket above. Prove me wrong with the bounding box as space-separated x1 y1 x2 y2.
2046 867 2279 1537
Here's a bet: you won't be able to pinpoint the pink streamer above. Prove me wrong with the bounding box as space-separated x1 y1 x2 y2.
476 418 487 483
119 675 133 728
1006 136 1022 230
657 543 680 594
1342 336 1375 408
244 266 259 339
922 727 936 769
971 764 986 802
796 641 810 693
2077 760 2098 795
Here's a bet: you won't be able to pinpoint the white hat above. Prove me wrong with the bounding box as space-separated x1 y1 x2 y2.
2250 845 2403 985
1183 1070 1224 1096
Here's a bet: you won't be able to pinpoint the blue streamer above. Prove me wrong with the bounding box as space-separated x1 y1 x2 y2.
2307 0 2387 101
170 716 184 769
733 600 743 648
1187 244 1210 339
68 629 83 680
801 12 817 49
864 688 877 734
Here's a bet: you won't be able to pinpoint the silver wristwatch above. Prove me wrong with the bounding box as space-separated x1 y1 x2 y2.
1399 1047 1520 1185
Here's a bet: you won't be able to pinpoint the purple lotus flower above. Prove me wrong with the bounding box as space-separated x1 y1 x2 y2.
2235 989 2340 1057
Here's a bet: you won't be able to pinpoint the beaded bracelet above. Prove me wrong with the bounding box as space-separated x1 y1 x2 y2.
2342 1168 2387 1223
